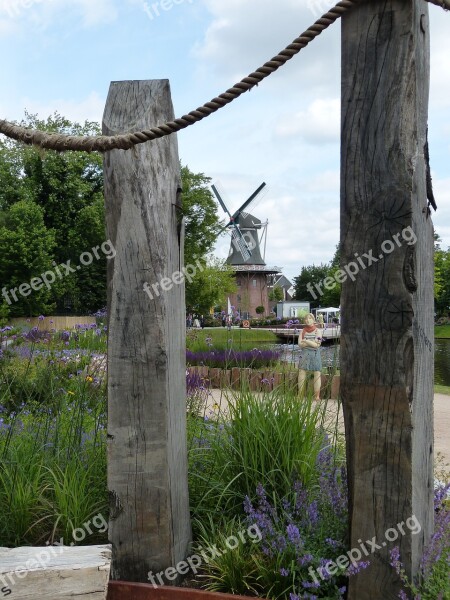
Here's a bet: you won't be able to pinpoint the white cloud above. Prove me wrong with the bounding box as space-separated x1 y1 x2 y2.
0 0 118 33
194 0 340 98
276 98 340 144
19 91 105 124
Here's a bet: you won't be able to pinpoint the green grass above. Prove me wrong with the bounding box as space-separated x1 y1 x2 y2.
186 327 277 352
187 385 331 525
435 324 450 338
434 384 450 395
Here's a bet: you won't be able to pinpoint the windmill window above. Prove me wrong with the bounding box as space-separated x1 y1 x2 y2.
252 279 257 287
237 295 241 302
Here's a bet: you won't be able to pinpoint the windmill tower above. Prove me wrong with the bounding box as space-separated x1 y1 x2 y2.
212 183 280 319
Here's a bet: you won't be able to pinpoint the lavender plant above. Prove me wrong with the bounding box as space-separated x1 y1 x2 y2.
389 483 450 600
186 348 281 369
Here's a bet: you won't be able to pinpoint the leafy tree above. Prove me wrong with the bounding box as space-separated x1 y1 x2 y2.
181 165 223 268
66 197 108 313
0 112 105 314
293 264 330 308
269 285 284 302
185 258 237 315
18 113 104 262
0 114 223 315
321 243 341 307
434 234 450 317
0 201 55 316
293 244 341 309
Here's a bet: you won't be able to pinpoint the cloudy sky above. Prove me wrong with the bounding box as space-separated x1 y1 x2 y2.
0 0 449 283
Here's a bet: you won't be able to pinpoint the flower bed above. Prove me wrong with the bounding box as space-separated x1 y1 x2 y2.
186 348 282 370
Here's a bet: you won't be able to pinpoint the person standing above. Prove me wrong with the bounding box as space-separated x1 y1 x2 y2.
200 315 205 329
298 313 322 401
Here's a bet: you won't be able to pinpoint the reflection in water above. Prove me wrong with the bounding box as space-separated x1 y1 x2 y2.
279 339 450 387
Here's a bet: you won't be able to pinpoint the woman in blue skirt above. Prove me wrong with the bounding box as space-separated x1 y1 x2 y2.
298 313 322 400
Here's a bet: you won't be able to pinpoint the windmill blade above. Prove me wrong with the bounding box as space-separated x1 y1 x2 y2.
211 184 232 220
232 182 266 219
231 226 252 261
217 223 232 236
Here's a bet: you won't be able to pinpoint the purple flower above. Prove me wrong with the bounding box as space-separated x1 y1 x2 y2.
38 315 45 321
389 547 402 575
280 568 289 577
287 523 302 544
346 560 370 576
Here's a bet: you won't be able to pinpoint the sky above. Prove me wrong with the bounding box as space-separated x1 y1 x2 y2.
0 0 449 284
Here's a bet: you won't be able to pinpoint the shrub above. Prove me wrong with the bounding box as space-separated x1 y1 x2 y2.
188 386 328 523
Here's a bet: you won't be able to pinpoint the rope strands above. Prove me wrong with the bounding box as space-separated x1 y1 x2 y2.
0 0 448 153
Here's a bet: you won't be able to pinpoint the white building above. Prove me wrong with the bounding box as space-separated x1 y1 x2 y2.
276 301 310 320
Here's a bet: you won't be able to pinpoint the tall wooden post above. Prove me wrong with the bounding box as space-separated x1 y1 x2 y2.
341 2 434 598
102 80 191 581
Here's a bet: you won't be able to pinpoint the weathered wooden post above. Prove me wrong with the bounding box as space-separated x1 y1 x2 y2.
102 80 191 582
341 2 434 598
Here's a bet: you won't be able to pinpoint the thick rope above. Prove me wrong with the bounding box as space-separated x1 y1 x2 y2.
0 0 447 153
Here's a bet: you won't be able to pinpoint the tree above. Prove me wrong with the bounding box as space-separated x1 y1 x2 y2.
66 197 108 313
0 112 105 314
434 234 450 317
185 258 237 315
268 285 284 302
321 243 341 307
293 244 341 309
293 264 330 308
181 166 223 269
0 114 223 315
0 201 55 316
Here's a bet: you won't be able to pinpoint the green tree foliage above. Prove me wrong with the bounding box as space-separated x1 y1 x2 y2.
0 112 106 314
293 244 341 308
434 234 450 317
0 113 222 316
293 263 330 308
268 285 284 302
181 165 223 268
0 201 55 316
185 258 237 315
66 198 108 313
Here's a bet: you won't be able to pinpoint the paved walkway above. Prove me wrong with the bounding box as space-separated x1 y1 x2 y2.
208 389 450 476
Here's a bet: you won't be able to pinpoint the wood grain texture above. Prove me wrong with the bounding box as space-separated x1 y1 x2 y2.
340 2 434 598
0 545 111 599
102 80 191 582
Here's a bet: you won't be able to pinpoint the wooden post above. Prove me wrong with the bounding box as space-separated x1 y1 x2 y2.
341 2 434 598
102 80 191 582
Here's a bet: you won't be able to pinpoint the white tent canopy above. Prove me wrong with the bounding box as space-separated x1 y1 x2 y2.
316 307 340 313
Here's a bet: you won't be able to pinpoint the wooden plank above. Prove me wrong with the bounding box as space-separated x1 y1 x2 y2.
0 545 111 599
102 80 191 582
341 2 433 598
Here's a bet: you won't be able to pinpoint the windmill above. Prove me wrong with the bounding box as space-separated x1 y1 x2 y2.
211 182 267 264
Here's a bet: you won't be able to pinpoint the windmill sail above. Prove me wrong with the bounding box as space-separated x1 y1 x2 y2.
231 227 252 261
212 181 267 263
